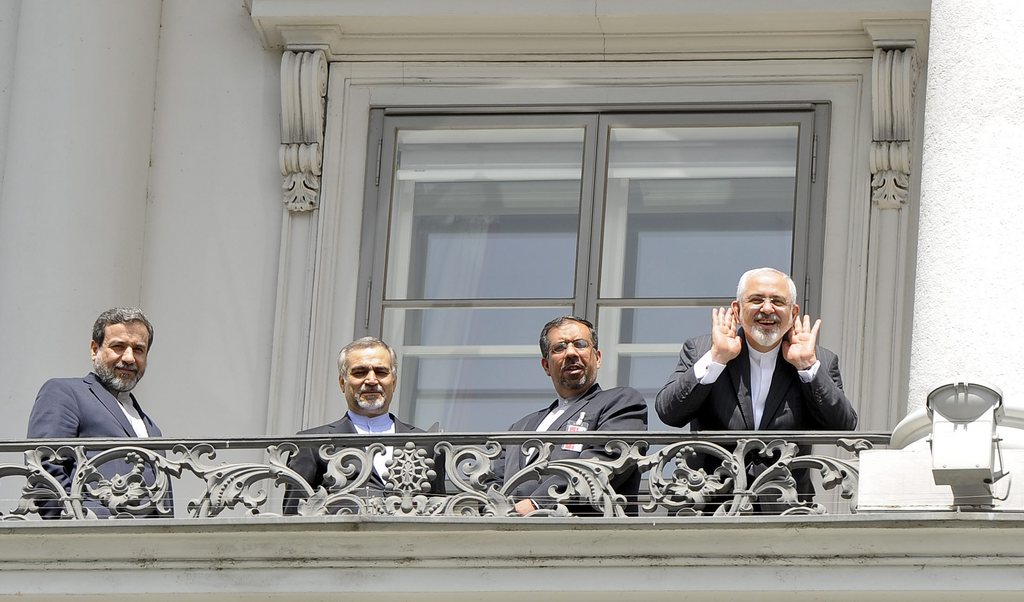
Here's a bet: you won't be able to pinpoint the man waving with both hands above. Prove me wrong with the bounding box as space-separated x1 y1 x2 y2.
655 267 858 500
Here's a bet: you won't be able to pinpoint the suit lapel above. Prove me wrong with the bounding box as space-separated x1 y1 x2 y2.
513 402 562 469
127 393 162 437
393 416 417 433
141 408 162 437
521 403 556 431
727 343 756 429
759 358 796 429
326 415 358 434
546 383 600 433
85 375 136 437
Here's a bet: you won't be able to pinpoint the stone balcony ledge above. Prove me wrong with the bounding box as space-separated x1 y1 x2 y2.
2 511 1023 601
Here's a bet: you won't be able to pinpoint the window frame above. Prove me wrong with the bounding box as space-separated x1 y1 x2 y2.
353 103 832 427
356 102 827 321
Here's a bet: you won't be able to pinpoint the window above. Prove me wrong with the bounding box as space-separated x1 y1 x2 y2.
358 107 828 430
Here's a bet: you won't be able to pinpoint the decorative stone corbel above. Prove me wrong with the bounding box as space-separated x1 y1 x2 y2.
279 49 327 212
869 45 917 209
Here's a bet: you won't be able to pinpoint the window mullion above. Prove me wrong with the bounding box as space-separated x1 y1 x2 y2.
582 114 608 322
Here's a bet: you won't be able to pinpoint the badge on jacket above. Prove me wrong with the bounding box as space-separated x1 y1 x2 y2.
562 411 588 452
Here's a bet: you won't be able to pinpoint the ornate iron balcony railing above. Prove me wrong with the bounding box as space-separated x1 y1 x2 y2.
0 432 887 520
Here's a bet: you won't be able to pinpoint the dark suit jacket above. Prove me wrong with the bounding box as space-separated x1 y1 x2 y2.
26 373 165 519
497 383 648 515
282 413 445 515
655 332 857 498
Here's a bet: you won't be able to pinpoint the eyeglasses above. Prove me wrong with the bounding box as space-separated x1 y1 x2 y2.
743 295 791 309
549 339 593 355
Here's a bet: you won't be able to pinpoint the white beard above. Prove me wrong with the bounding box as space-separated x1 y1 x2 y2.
748 315 785 349
355 396 386 413
353 386 388 413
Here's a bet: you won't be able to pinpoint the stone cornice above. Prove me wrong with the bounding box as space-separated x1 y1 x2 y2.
248 0 930 60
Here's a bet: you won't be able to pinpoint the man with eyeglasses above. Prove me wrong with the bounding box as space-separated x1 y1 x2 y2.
498 316 648 516
655 267 857 504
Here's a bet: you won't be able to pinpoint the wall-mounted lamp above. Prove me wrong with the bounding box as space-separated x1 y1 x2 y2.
927 381 1006 507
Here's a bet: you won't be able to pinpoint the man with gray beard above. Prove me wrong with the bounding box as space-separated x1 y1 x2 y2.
655 268 857 504
27 307 166 519
283 337 445 515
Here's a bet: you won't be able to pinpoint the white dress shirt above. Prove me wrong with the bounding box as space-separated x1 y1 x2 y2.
694 343 821 429
746 344 780 429
536 396 574 432
523 395 583 460
347 410 396 478
115 392 149 437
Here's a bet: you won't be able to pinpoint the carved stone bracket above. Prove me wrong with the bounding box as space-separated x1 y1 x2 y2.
870 45 917 209
280 49 328 212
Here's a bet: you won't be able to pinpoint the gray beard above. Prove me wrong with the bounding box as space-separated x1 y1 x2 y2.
93 358 139 393
355 396 386 413
354 387 387 413
749 324 784 349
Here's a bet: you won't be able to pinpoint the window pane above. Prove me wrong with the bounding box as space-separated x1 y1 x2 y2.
384 307 572 431
401 356 553 432
384 307 562 346
597 306 713 429
366 110 822 432
600 126 797 299
386 128 585 300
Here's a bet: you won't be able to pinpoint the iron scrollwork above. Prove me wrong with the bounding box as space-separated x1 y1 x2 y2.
0 434 872 520
12 445 178 519
642 437 867 516
436 438 649 517
177 443 309 518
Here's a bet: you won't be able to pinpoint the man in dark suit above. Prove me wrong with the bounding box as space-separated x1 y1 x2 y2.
27 307 166 519
283 337 444 515
499 316 648 516
655 268 858 504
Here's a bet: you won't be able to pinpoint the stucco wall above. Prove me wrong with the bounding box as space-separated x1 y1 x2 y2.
0 0 162 436
0 0 954 441
0 0 282 439
140 0 282 437
0 0 20 201
909 0 1024 412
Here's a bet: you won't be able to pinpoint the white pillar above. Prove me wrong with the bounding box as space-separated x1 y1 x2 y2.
908 0 1024 411
0 1 162 422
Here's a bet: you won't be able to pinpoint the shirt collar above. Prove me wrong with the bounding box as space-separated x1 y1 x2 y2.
347 410 395 432
553 391 585 409
747 342 782 363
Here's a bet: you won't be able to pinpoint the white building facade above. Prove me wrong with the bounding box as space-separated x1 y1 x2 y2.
2 0 1023 599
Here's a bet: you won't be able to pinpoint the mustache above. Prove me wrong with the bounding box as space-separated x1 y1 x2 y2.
754 312 780 324
114 362 138 372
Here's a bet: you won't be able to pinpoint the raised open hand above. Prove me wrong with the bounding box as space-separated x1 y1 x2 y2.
710 306 742 364
781 314 820 370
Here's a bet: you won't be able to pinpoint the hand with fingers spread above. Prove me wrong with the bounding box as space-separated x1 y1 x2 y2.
710 306 743 365
656 268 858 454
781 314 820 370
